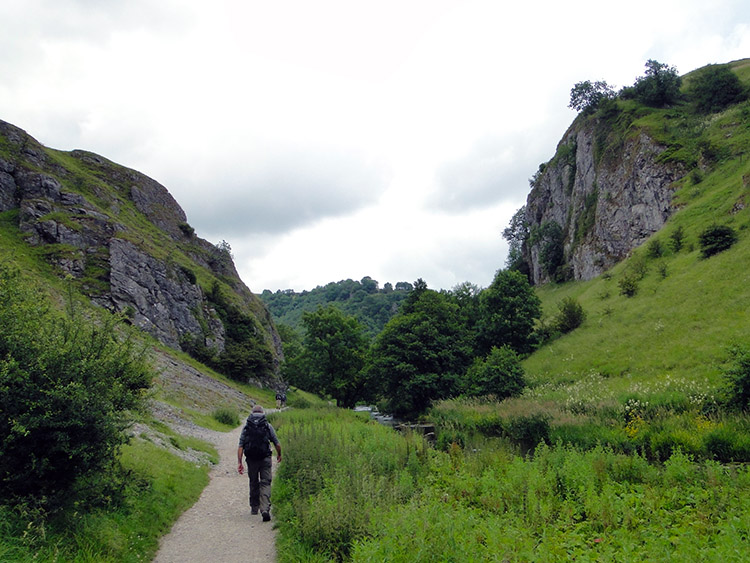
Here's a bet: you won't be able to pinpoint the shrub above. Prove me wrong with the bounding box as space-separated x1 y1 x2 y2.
618 274 639 297
212 407 239 427
646 239 664 259
286 394 312 409
553 297 586 333
704 425 750 461
724 345 750 410
505 413 550 452
686 64 748 114
178 222 195 237
465 346 526 399
0 265 151 506
699 224 738 258
669 225 685 252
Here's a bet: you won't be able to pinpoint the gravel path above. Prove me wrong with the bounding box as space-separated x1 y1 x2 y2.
152 424 278 563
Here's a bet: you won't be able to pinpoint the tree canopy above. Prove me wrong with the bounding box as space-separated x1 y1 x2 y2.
298 305 369 408
569 80 615 114
477 269 542 356
367 287 472 417
632 59 682 108
686 64 748 114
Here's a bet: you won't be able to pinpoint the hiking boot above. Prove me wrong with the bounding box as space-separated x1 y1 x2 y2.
251 507 259 515
262 511 271 522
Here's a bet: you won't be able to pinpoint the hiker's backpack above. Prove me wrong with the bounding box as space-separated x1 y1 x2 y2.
242 416 271 461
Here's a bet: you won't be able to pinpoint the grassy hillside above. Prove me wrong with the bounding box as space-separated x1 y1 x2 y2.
525 68 750 399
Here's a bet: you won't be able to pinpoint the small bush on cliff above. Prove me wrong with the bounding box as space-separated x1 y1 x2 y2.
699 224 738 258
0 265 151 506
687 64 748 114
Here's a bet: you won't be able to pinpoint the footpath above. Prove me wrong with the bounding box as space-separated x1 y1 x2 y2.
153 423 278 562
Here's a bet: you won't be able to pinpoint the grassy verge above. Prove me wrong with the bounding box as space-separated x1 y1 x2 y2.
0 438 212 562
272 406 750 562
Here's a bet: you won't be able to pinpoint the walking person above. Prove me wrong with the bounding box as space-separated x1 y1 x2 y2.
237 405 282 522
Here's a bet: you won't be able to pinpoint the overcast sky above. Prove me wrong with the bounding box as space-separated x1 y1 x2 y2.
2 1 749 292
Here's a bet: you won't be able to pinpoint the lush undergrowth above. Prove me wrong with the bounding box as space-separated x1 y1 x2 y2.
272 407 750 562
0 438 212 562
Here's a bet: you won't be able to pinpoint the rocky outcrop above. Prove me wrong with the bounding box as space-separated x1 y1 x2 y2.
0 118 281 385
523 119 686 284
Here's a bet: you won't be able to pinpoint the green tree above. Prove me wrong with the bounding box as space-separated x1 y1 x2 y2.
529 221 565 281
0 266 151 506
503 206 530 276
569 80 615 114
687 64 748 114
465 345 525 398
633 59 682 108
476 269 541 355
367 287 472 417
300 306 368 408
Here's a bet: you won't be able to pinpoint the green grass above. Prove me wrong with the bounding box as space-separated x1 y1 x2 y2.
272 407 750 562
0 438 210 562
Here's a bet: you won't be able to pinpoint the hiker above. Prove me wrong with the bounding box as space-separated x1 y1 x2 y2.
237 405 282 522
275 391 282 409
281 391 287 408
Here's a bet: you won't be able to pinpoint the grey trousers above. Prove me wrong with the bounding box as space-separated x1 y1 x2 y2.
246 456 272 513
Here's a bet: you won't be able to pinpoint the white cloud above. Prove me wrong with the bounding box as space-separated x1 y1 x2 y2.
2 0 750 292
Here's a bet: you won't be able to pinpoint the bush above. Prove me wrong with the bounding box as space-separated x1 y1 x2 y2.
0 266 151 506
704 425 750 461
724 345 750 410
669 225 685 252
505 414 550 452
646 239 664 259
699 224 738 258
212 407 239 427
553 297 586 333
618 274 639 297
286 394 312 409
686 64 748 114
465 346 526 399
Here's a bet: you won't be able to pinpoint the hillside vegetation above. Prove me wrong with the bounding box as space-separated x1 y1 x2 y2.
260 277 412 338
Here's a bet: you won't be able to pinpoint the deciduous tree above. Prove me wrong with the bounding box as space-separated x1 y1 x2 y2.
300 305 368 408
367 287 471 417
477 269 541 355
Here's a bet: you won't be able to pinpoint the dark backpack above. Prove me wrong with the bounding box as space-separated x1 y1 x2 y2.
242 416 271 461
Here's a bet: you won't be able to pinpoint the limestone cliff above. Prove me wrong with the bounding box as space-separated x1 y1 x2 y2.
522 115 686 284
0 119 282 387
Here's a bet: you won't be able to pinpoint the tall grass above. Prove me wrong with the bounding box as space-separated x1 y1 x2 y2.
272 408 430 561
273 407 750 562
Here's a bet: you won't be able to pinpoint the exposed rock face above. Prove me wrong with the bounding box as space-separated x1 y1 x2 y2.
106 238 225 351
0 119 281 385
523 121 686 284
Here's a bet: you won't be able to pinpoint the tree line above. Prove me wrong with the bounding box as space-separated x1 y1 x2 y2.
260 277 413 338
279 271 585 417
